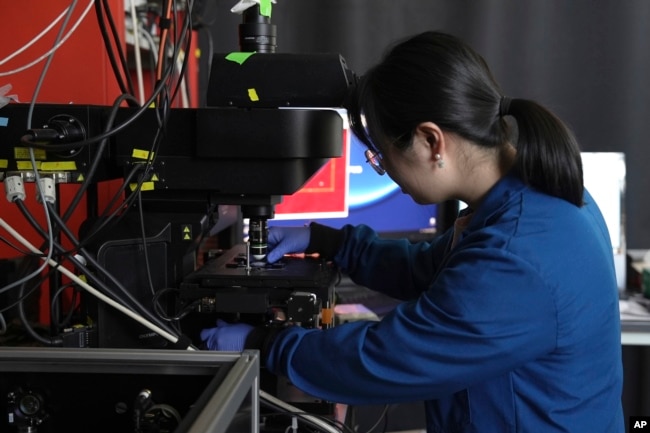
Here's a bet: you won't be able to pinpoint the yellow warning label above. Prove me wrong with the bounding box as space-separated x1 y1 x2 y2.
129 181 155 191
14 148 46 160
132 149 154 160
41 161 77 171
16 161 39 170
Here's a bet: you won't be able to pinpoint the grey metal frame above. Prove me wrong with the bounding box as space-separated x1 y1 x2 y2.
0 347 260 433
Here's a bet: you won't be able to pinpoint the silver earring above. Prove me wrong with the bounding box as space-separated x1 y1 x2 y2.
434 153 445 168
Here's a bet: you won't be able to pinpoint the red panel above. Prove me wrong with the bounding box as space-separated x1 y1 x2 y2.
1 0 124 105
0 0 127 260
275 129 350 219
0 1 202 323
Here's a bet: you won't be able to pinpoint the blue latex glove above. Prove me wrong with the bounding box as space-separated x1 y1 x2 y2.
266 226 311 263
200 319 253 351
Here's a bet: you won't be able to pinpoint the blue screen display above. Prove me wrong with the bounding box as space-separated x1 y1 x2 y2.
271 133 437 236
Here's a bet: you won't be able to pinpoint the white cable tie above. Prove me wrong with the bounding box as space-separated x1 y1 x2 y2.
36 177 56 204
4 175 26 202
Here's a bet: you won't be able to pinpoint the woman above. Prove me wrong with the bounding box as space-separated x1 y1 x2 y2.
202 31 623 432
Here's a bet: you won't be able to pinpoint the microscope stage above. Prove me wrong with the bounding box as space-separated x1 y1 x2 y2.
179 244 337 316
183 244 336 289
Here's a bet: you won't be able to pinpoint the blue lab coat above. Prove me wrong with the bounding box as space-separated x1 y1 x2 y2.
266 173 624 433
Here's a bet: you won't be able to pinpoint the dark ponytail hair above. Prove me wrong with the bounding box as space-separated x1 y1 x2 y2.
347 31 584 206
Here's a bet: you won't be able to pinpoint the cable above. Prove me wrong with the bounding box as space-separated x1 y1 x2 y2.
19 0 193 152
153 288 200 321
0 248 46 298
137 189 156 296
75 94 168 248
3 0 196 348
128 0 146 105
198 25 214 107
101 0 136 96
176 52 190 108
94 0 136 102
19 56 178 152
9 199 61 344
16 269 58 346
361 405 389 433
74 163 145 246
20 0 79 340
9 196 180 344
0 235 40 257
45 202 181 339
0 273 44 315
50 282 79 328
0 0 94 77
14 93 141 285
0 217 195 350
259 390 342 433
0 4 70 66
0 0 79 298
0 312 6 335
156 0 174 89
59 92 139 226
155 0 194 108
138 25 159 92
169 1 194 107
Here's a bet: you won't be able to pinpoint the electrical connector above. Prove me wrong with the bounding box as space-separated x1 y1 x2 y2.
61 324 97 348
24 114 86 145
4 175 26 202
36 177 56 204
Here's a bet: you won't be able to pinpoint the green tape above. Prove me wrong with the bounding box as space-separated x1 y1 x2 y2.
260 0 272 17
225 52 256 65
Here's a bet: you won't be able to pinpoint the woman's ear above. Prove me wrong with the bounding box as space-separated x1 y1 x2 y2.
415 122 445 160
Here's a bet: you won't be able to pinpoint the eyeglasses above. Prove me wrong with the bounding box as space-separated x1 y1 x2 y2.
364 148 386 176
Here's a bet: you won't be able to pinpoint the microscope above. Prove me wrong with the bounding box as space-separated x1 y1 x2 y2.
110 3 354 414
174 7 354 337
51 2 351 349
0 1 354 422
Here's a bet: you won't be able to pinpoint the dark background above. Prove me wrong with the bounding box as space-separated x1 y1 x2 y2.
198 0 650 249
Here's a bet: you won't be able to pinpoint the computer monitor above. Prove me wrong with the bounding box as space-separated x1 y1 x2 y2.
581 152 626 289
272 131 437 240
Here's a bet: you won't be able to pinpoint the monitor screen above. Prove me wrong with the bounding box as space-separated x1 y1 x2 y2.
581 152 625 251
581 152 626 289
271 131 438 239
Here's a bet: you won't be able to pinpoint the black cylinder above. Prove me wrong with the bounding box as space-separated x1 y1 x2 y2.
239 6 276 53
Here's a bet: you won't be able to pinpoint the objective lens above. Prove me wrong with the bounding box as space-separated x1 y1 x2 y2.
239 6 276 53
249 218 268 260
